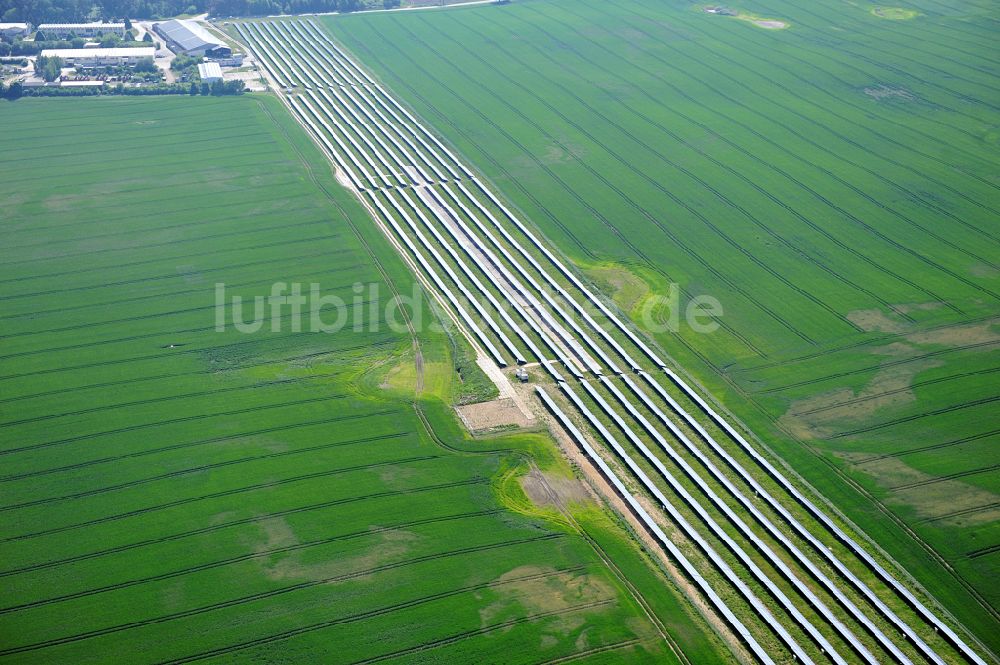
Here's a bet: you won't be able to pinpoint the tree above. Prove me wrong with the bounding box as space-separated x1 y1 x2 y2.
34 31 46 41
0 0 404 26
200 81 209 95
6 80 22 99
189 81 197 95
171 53 202 71
134 56 156 72
124 17 133 30
34 54 63 81
142 32 152 42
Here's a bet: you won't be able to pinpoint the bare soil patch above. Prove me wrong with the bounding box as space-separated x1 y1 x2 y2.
264 527 416 581
864 85 917 101
703 6 788 29
908 321 1000 348
479 565 613 639
848 307 908 333
780 359 940 439
584 263 650 315
859 457 999 522
970 263 1000 279
852 305 993 343
520 466 593 509
872 6 919 20
456 397 533 431
897 301 944 315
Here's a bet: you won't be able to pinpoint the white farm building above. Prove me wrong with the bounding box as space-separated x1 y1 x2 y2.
0 23 31 39
197 61 223 83
154 19 230 57
40 47 155 67
37 22 126 38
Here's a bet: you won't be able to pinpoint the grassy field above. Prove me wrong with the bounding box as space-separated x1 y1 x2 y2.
322 0 1000 650
0 96 729 663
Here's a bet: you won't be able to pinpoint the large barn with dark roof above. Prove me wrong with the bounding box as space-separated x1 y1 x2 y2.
154 19 230 57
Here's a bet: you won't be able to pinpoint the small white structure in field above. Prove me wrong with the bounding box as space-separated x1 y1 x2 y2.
197 61 223 83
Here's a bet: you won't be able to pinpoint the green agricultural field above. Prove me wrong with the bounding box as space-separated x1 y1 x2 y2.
321 0 1000 650
0 97 727 663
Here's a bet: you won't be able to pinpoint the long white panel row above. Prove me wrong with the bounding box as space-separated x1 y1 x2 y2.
556 382 813 662
242 19 868 653
236 19 987 665
536 386 776 664
242 19 900 653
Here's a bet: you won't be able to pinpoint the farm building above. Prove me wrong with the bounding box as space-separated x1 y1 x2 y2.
0 23 31 39
60 80 105 88
197 61 223 83
40 47 155 67
37 22 126 38
154 19 230 57
211 54 244 67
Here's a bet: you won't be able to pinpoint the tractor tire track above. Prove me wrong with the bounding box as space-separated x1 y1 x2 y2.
1 448 428 544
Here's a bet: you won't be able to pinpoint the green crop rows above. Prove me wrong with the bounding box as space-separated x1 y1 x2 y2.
0 97 726 663
322 0 1000 651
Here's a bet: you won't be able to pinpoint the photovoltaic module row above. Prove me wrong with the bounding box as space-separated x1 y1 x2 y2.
235 17 988 665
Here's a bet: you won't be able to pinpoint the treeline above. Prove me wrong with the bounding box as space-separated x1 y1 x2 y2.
0 0 395 24
1 78 245 98
0 40 152 56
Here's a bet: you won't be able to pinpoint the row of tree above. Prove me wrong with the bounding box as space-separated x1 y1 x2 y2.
1 78 245 97
1 0 387 24
0 39 153 56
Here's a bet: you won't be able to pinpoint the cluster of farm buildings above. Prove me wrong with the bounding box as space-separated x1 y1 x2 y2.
1 18 242 89
39 21 233 68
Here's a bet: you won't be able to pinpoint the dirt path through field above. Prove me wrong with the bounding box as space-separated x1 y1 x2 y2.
414 344 424 396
